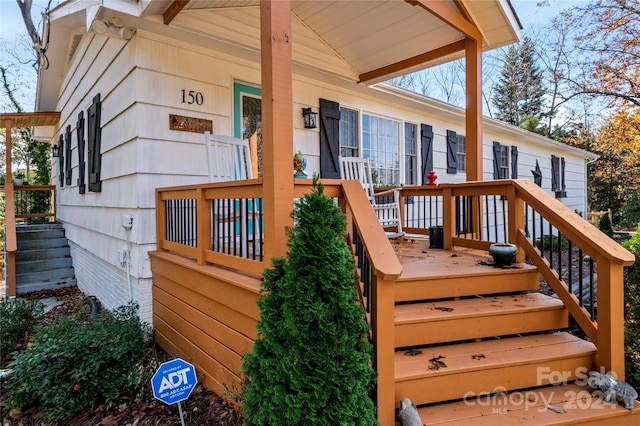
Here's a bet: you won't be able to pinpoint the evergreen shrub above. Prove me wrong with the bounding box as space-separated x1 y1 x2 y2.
242 176 378 425
5 303 153 421
598 212 614 237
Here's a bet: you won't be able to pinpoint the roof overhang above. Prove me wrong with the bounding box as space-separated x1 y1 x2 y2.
36 0 520 112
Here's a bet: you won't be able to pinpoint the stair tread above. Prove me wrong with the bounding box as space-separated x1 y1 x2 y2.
395 293 564 324
415 383 640 425
395 332 596 382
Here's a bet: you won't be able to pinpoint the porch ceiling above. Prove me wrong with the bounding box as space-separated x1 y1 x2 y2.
160 0 520 84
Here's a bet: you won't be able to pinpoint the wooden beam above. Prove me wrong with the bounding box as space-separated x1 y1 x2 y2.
260 0 294 261
359 39 466 84
406 0 482 41
465 37 483 181
163 0 190 25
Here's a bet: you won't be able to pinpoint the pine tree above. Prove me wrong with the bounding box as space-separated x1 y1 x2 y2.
493 37 546 128
242 176 378 426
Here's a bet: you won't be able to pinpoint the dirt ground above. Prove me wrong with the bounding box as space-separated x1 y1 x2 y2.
0 286 244 426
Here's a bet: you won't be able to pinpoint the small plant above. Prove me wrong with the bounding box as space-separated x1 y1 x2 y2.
0 298 44 364
598 212 614 237
4 303 154 421
534 234 569 251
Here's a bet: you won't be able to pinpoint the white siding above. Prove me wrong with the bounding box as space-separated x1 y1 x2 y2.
51 30 594 318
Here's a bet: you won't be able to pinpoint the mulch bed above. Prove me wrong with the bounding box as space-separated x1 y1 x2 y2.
1 286 243 426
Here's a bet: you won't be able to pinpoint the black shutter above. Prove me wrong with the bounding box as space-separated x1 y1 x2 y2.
493 141 501 179
58 134 64 187
421 124 434 182
87 94 102 192
511 145 518 179
76 111 86 194
446 130 458 174
64 125 72 185
561 157 566 190
319 98 341 178
551 155 558 191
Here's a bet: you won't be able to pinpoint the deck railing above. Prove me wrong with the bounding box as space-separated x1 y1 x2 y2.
1 184 56 297
154 178 634 424
156 179 266 277
397 179 635 379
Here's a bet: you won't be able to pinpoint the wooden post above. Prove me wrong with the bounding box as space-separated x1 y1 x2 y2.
5 118 12 181
596 260 626 379
196 188 211 265
442 186 455 249
465 37 483 182
260 0 294 261
508 182 526 263
372 274 396 426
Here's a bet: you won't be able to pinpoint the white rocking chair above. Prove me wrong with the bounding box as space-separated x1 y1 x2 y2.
339 156 404 238
204 132 261 256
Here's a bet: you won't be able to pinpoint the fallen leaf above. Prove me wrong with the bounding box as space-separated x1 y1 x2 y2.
429 355 447 370
404 349 423 356
472 353 486 360
433 306 454 312
547 404 566 414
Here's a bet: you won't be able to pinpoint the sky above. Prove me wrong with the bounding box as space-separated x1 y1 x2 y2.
0 0 586 112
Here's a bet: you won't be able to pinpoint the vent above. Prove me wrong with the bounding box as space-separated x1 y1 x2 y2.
67 34 82 65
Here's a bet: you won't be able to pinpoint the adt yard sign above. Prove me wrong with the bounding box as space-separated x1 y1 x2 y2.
151 358 197 405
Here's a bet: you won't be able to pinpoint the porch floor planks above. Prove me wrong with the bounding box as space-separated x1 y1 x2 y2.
391 235 539 300
416 383 640 425
394 293 568 347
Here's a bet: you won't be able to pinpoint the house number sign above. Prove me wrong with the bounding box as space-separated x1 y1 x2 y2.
181 90 204 105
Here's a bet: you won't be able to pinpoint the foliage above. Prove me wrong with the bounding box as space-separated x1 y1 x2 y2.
534 235 569 251
242 176 378 426
0 298 44 364
492 37 546 129
588 110 640 217
568 0 640 107
4 303 154 422
598 212 614 238
622 226 640 389
621 193 640 228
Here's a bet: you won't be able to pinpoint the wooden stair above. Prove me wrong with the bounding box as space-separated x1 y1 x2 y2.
390 238 640 425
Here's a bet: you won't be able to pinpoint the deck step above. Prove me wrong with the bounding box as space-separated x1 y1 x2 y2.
394 261 539 302
395 293 568 347
413 383 640 425
394 332 596 406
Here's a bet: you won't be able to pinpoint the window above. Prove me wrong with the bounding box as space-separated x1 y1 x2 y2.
493 141 509 179
340 108 358 157
456 135 466 172
551 155 566 198
405 123 417 185
362 114 400 185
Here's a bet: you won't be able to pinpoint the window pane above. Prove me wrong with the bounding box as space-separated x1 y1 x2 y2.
340 108 358 156
363 114 400 185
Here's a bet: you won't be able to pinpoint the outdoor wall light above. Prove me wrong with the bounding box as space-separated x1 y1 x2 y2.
302 107 317 129
90 18 135 41
51 144 59 158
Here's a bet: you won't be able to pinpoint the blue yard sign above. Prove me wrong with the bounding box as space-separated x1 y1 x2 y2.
151 358 197 405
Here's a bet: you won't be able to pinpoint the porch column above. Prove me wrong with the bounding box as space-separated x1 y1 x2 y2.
5 118 12 182
465 37 483 181
260 0 294 261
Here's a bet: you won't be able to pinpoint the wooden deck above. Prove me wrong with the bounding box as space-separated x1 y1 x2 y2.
151 234 640 425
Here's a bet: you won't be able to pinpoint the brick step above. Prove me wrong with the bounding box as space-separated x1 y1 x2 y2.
411 383 640 425
394 332 596 406
395 293 568 347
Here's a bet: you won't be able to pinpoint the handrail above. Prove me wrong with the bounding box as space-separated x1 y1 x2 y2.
395 179 635 379
340 179 401 426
